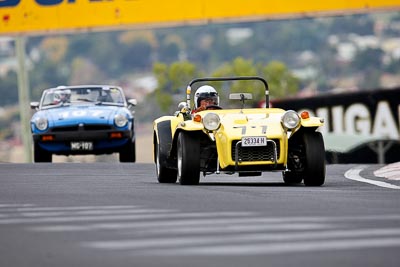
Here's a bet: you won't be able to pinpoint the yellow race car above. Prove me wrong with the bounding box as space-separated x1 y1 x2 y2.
153 76 325 186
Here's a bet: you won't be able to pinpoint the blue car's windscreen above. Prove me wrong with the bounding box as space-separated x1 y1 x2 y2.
41 87 125 108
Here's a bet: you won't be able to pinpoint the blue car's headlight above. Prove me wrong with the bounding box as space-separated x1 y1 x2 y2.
114 114 128 127
34 117 48 131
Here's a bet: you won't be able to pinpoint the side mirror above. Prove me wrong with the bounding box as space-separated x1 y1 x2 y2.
30 102 39 110
176 102 191 119
177 101 188 111
127 99 137 106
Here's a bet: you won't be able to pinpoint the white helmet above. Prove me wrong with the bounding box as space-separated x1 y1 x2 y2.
53 89 71 104
194 85 219 109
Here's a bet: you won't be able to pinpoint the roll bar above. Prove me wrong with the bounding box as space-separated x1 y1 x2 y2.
186 76 269 108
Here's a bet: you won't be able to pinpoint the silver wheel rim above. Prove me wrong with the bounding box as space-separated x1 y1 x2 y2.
156 145 161 176
177 146 182 178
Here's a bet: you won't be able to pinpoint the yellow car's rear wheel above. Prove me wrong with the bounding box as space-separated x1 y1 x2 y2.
155 139 177 183
177 132 200 185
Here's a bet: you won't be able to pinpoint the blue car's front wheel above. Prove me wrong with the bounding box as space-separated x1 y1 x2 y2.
33 142 52 163
119 139 136 162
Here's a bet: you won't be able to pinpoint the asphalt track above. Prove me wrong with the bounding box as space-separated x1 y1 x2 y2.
0 163 399 267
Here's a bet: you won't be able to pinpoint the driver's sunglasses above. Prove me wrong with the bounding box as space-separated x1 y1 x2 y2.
202 92 218 97
202 99 215 104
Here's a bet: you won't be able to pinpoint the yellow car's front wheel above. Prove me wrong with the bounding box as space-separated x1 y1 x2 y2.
285 130 326 186
177 132 200 185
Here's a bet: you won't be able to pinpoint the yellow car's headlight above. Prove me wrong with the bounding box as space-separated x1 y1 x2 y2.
281 110 300 130
202 113 220 131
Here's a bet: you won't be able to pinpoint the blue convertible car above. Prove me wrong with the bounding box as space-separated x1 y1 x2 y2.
30 85 136 163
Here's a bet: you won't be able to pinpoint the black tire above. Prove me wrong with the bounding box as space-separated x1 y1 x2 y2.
302 131 326 186
34 142 52 163
283 139 305 184
119 139 136 162
155 138 177 183
177 132 200 185
282 171 303 184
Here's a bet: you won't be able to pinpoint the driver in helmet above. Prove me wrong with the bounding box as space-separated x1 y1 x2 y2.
52 89 71 105
192 85 220 113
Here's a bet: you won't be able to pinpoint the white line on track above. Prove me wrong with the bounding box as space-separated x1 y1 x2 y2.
9 209 178 218
0 211 255 225
28 214 400 232
152 237 400 256
83 228 400 251
0 204 36 208
344 165 400 189
32 222 330 234
2 202 400 255
0 205 140 211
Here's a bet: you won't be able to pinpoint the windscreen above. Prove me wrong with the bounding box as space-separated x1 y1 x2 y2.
41 87 125 108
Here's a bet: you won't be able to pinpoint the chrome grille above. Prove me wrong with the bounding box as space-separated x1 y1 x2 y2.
231 139 280 162
51 126 78 132
51 125 112 132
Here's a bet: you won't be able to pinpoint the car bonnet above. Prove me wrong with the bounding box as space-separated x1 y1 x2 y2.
40 105 124 126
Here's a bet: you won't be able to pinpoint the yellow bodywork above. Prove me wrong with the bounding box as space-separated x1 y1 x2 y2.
154 107 323 171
